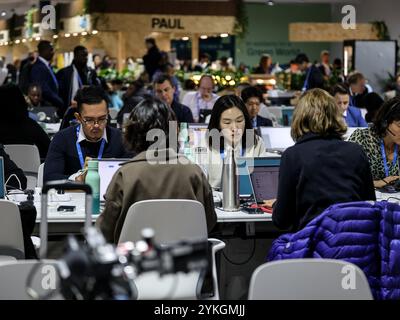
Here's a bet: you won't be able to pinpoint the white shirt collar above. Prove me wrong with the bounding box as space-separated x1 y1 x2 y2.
38 56 50 67
343 110 348 117
77 125 108 143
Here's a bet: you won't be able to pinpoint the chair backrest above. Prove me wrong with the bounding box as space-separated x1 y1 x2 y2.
119 199 208 244
4 144 41 189
0 259 62 299
248 259 373 300
37 163 45 188
119 199 209 300
0 200 24 259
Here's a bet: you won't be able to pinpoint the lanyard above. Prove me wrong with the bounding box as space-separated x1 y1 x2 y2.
75 126 106 169
380 140 398 177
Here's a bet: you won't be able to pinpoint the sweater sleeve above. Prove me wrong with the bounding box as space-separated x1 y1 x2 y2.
272 149 298 230
43 132 69 182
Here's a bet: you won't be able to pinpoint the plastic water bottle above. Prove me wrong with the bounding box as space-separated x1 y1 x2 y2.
85 160 100 215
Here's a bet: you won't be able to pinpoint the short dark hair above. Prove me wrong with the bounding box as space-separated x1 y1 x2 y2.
294 53 309 64
73 45 87 56
145 37 156 46
331 84 350 96
37 40 52 53
207 95 258 152
347 72 365 85
74 86 108 113
372 96 400 137
153 74 174 88
241 86 263 103
124 95 176 153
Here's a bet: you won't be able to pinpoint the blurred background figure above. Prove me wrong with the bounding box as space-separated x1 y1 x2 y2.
143 37 162 81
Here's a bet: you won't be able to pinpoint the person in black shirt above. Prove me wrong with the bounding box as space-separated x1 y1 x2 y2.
0 84 50 159
269 89 375 232
294 53 325 91
153 74 194 124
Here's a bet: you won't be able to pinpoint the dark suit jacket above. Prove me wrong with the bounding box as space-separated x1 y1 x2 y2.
171 101 194 124
273 133 376 232
30 59 64 115
304 65 325 90
43 125 130 182
56 64 100 115
256 115 273 127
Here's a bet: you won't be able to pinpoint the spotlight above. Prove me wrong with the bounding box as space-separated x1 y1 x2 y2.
267 0 275 6
1 11 7 17
220 33 229 38
182 36 189 41
200 35 208 39
92 30 98 35
53 35 58 39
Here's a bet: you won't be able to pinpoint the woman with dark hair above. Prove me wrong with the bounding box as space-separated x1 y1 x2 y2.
206 94 266 189
349 96 400 188
362 92 384 123
96 96 217 244
0 84 50 159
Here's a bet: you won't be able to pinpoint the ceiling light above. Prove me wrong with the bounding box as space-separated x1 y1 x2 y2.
64 33 70 38
182 36 189 41
15 39 20 44
81 31 88 36
72 33 78 37
267 0 275 6
53 35 58 39
220 33 229 38
35 37 40 41
92 30 98 35
200 35 208 39
22 39 26 43
1 11 7 17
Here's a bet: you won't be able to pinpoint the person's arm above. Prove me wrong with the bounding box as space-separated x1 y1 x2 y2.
0 145 27 190
272 150 298 230
184 106 194 123
96 170 124 243
43 133 69 182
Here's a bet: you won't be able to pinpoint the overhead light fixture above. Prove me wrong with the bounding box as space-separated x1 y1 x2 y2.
92 30 98 35
81 31 88 36
72 32 78 37
64 33 71 38
53 35 58 39
35 37 40 41
220 33 229 38
182 36 189 41
15 39 20 44
22 39 26 43
4 42 8 45
200 35 208 39
267 0 275 6
0 11 7 17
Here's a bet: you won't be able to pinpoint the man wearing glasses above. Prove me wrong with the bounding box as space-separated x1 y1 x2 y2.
44 86 129 182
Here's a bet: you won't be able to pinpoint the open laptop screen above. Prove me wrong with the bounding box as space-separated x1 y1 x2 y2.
98 159 129 201
248 166 280 203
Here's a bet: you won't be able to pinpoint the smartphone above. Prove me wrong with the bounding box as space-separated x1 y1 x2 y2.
57 205 76 212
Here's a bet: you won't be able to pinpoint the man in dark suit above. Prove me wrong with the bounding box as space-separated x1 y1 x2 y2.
29 41 64 117
153 74 194 124
43 86 130 183
241 86 273 128
56 45 100 116
294 53 325 91
143 37 162 81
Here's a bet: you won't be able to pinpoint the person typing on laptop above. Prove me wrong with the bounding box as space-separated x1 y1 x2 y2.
43 86 130 183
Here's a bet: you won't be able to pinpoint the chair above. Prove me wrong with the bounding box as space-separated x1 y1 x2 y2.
0 259 61 299
4 144 41 190
119 199 225 300
248 259 373 300
0 200 25 260
37 163 45 188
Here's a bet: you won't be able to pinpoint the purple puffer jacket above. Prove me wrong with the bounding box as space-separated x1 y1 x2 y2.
268 201 400 300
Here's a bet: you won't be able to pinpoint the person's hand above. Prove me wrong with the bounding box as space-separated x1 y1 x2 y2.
263 199 276 208
374 176 400 188
74 157 92 182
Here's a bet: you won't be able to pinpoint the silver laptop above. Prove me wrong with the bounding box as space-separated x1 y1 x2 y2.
248 165 280 204
98 159 130 201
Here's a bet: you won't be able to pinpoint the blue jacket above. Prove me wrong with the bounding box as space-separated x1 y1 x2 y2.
344 106 368 127
268 201 400 300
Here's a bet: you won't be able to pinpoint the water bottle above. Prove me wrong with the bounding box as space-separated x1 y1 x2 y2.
221 146 240 211
85 160 100 215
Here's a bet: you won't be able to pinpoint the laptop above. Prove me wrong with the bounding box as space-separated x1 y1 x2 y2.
249 165 280 204
0 157 4 199
237 157 281 197
259 127 295 153
98 159 130 201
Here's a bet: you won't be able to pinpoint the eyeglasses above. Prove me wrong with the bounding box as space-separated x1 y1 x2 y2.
81 117 108 126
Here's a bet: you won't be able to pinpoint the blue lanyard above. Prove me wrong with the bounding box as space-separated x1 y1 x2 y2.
302 67 312 92
75 126 106 169
380 140 398 177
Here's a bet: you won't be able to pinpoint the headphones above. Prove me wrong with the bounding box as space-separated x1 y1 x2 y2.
381 101 400 131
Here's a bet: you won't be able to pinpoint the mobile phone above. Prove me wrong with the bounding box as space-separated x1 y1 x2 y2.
57 205 76 212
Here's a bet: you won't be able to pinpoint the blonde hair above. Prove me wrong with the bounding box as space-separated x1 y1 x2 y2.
291 88 347 141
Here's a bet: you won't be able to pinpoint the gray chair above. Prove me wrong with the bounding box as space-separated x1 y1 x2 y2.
119 199 225 300
37 163 45 188
4 144 41 190
248 259 373 300
0 200 25 260
0 260 61 299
